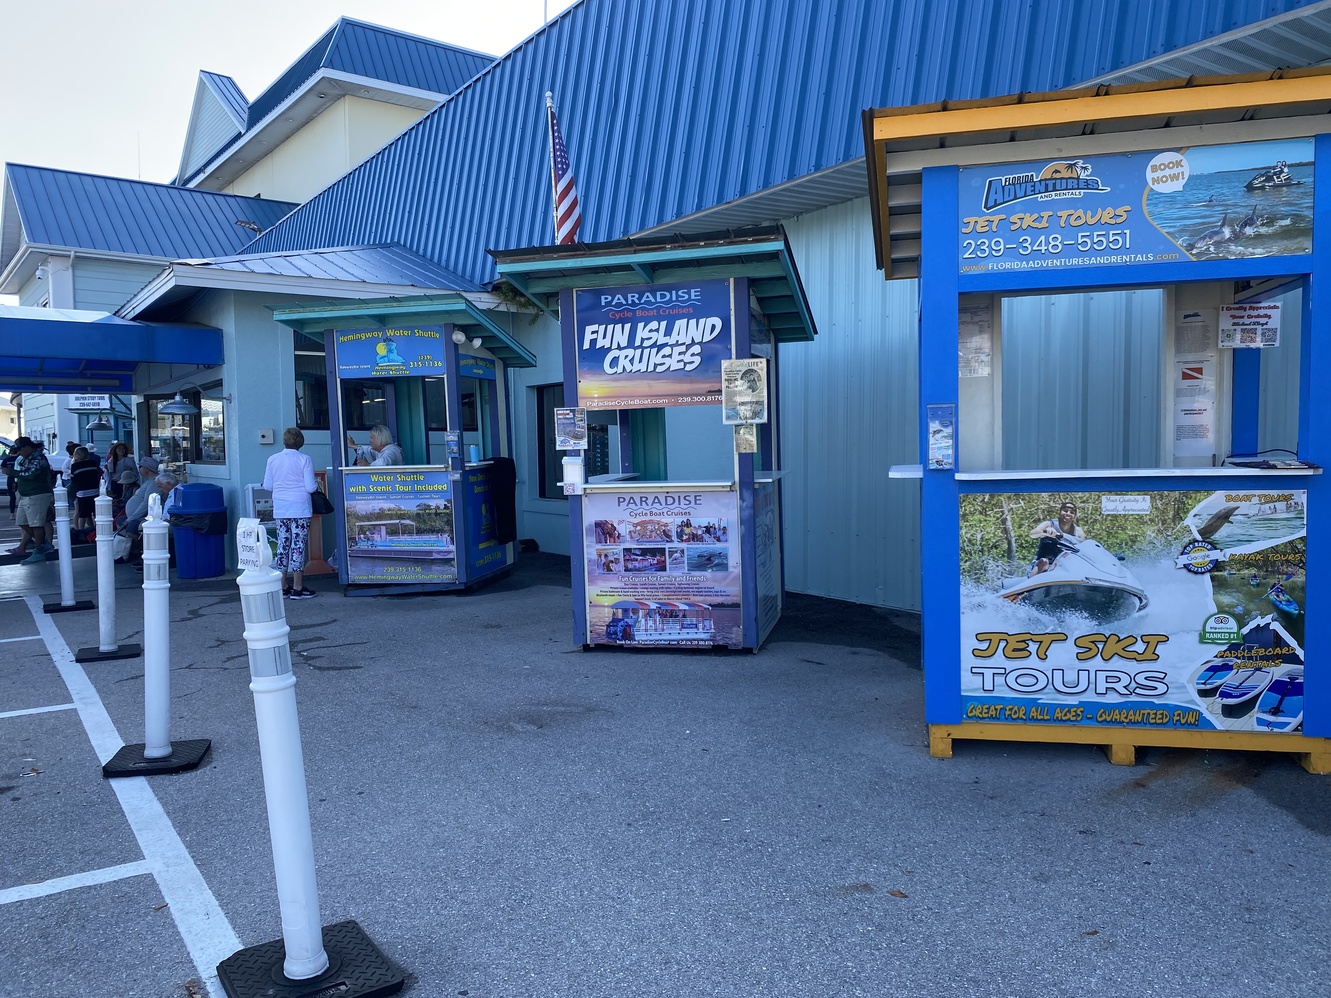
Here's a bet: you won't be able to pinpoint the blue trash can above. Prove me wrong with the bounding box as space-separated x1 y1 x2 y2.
171 483 227 578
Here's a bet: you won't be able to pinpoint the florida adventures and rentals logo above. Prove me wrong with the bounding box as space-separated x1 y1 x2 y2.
981 160 1110 211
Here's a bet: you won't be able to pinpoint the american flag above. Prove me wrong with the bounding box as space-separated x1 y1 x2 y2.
546 93 582 244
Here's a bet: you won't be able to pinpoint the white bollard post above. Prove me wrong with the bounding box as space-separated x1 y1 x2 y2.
43 485 93 614
235 519 329 980
96 487 116 651
141 494 173 760
54 485 75 605
102 489 209 779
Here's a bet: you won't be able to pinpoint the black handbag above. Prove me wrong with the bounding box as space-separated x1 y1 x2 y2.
310 488 334 516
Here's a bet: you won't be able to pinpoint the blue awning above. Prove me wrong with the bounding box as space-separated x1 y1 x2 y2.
0 305 223 392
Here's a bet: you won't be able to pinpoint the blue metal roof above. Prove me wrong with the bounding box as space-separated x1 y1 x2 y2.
244 17 494 129
200 71 248 129
2 164 297 262
0 305 223 393
191 244 479 290
245 0 1326 286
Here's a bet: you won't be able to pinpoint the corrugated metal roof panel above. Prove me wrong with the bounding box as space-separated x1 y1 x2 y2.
246 0 1326 285
324 19 494 97
245 18 493 129
192 243 478 290
3 165 298 260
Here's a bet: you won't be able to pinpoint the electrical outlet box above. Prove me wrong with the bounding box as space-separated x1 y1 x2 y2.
258 428 275 445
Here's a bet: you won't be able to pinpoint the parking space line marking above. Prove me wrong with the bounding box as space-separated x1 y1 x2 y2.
25 596 240 998
0 634 41 644
0 703 76 719
0 860 153 904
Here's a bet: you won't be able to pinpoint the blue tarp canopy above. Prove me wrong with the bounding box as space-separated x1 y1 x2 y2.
0 305 223 392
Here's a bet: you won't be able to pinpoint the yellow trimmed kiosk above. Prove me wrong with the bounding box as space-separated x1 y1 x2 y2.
273 295 535 595
864 69 1331 771
491 228 817 651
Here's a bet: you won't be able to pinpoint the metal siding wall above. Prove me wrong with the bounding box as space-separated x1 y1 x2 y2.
782 199 921 610
1001 290 1164 469
1258 285 1303 453
181 95 242 182
72 260 169 312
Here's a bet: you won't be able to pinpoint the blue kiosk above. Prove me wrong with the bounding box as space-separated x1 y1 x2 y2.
864 70 1331 770
492 228 817 651
274 296 535 595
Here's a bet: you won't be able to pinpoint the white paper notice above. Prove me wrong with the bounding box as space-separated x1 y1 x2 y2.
1173 358 1217 458
958 301 993 378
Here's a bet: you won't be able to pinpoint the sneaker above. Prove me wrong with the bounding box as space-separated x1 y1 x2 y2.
21 551 45 565
289 587 316 600
36 543 53 553
282 585 292 597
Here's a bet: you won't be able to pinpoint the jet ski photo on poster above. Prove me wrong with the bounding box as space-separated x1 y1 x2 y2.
959 489 1307 733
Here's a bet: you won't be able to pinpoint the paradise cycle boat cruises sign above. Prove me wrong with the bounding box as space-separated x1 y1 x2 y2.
956 137 1313 274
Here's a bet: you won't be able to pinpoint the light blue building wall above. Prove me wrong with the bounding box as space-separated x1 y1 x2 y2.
781 199 921 610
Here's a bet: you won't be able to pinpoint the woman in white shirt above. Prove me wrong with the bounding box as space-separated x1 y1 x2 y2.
262 427 318 600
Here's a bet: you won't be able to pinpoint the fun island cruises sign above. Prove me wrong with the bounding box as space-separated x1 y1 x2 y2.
572 280 733 408
957 137 1314 274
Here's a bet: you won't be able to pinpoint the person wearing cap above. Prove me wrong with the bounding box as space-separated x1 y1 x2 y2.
10 437 55 563
114 467 141 516
119 455 161 535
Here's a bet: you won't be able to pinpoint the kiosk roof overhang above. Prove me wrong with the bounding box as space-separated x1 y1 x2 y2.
269 293 536 368
487 226 819 343
0 305 223 392
863 66 1331 279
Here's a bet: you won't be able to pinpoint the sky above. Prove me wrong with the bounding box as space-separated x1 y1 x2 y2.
0 0 580 184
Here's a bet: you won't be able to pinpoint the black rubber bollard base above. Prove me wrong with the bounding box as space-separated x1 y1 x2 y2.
217 919 404 998
75 643 143 663
102 738 211 778
43 599 95 614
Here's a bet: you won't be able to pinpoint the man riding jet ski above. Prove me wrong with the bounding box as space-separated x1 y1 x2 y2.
998 500 1149 622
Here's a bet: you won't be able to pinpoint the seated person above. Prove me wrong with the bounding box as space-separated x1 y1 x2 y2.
113 468 141 519
347 424 404 466
119 456 161 536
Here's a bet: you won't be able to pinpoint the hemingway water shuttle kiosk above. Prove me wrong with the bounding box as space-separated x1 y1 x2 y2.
864 68 1331 770
492 228 818 650
274 295 535 594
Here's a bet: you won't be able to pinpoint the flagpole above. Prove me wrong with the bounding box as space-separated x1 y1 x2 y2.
545 91 559 244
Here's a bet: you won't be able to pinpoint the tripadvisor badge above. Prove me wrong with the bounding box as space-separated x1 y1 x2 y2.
1200 612 1241 644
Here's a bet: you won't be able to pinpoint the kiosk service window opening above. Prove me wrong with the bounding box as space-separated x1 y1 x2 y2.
955 280 1303 474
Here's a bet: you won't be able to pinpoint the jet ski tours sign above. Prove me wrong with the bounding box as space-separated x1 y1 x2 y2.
573 280 732 408
958 137 1313 274
959 489 1308 734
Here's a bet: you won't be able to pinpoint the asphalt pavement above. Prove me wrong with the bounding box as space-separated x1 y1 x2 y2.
2 539 1330 998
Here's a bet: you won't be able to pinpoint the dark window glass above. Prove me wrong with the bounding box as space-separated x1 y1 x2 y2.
536 383 566 501
342 381 389 431
294 332 329 430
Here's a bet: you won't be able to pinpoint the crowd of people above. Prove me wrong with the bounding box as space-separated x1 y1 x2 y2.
2 437 178 569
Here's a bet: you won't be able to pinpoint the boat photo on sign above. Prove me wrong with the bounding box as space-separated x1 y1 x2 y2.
584 489 741 648
344 468 456 584
959 489 1307 733
957 137 1313 273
